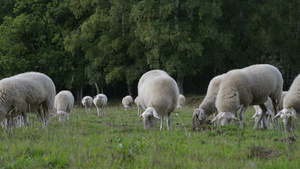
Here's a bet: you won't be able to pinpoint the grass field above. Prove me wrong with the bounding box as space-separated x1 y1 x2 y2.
0 96 299 168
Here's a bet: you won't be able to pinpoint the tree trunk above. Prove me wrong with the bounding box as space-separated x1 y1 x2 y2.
177 77 184 94
76 87 83 105
127 83 133 96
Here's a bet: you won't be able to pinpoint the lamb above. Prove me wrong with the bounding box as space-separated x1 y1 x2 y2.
55 90 74 122
274 75 300 132
134 96 142 116
0 72 56 128
122 95 133 111
212 64 283 129
93 94 108 116
81 96 93 113
138 70 179 131
193 74 224 131
176 94 186 109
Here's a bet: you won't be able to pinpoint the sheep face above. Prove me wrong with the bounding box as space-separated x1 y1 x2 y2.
192 108 207 131
140 107 159 129
124 105 130 111
57 110 66 122
211 112 238 126
274 108 298 132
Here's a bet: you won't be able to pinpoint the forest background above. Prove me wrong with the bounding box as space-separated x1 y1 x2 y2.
0 0 299 104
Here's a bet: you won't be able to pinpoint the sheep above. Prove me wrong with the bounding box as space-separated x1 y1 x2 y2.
122 95 133 111
274 75 300 132
93 94 108 116
55 90 74 122
134 96 142 116
138 70 179 131
176 94 186 109
212 64 283 129
192 74 224 131
81 96 93 113
0 72 56 129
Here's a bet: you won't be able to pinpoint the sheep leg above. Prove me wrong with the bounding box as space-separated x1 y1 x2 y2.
21 111 29 127
260 104 268 129
239 106 246 127
97 108 100 116
160 116 164 131
271 99 280 131
167 114 171 131
66 112 70 122
254 104 266 129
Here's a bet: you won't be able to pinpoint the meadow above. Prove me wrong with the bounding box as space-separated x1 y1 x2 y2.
0 96 299 169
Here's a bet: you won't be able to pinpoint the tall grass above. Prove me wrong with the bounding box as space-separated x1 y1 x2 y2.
0 98 299 168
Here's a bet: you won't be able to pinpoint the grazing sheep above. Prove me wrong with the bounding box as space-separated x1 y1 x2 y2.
212 64 283 129
134 96 142 116
0 72 56 129
122 95 133 111
193 74 224 131
55 90 74 122
93 94 108 116
274 75 300 132
177 94 186 109
138 70 179 131
81 96 93 113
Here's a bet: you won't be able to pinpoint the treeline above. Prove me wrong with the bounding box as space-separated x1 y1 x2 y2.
0 0 299 103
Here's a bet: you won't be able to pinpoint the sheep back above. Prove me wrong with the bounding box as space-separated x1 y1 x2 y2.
0 72 55 126
55 90 74 113
138 70 179 117
283 75 300 112
216 64 283 114
82 96 93 108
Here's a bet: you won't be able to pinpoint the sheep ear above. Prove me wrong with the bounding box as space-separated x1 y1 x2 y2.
152 109 160 119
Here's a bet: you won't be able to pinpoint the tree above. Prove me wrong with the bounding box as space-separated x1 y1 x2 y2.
131 0 232 94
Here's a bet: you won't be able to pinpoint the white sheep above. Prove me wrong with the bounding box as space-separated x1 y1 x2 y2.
134 96 142 116
192 74 224 131
93 94 108 116
0 72 56 129
212 64 283 129
55 90 74 122
138 70 179 131
274 75 300 132
81 96 93 113
176 94 186 109
122 95 133 111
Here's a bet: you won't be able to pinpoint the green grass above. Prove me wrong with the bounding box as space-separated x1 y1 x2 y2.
0 97 299 169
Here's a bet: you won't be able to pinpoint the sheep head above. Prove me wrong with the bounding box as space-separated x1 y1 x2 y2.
274 108 298 132
124 105 130 111
211 112 238 126
192 108 207 131
57 110 66 122
140 107 159 129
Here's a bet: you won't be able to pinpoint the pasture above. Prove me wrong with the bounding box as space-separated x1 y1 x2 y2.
0 96 299 168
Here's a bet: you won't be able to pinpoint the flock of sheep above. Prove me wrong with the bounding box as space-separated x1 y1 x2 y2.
0 64 299 133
